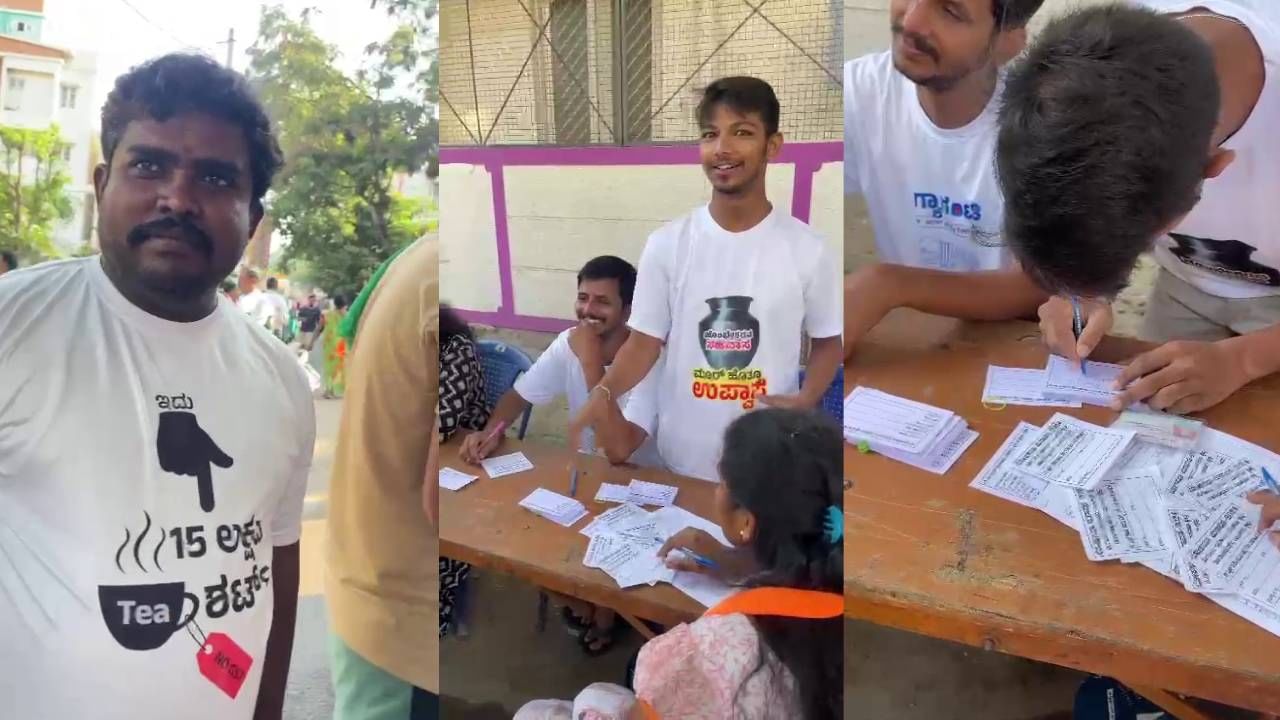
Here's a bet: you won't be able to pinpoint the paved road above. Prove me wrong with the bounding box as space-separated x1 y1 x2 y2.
285 396 343 720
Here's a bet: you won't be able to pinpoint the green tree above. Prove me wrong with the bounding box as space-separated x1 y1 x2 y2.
0 125 74 261
247 4 436 298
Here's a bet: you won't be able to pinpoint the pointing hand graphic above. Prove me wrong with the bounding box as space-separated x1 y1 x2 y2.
157 411 234 512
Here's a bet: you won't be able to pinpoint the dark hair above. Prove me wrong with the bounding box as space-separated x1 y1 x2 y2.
266 277 279 290
333 294 348 310
697 76 780 136
100 53 283 209
996 5 1219 296
718 408 842 720
440 304 472 342
576 255 637 306
992 0 1046 29
0 250 16 270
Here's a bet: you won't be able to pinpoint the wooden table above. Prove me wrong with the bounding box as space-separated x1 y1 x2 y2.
844 317 1280 718
440 436 718 633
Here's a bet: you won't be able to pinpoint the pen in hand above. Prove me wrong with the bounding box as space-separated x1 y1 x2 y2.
1070 296 1088 377
676 547 718 570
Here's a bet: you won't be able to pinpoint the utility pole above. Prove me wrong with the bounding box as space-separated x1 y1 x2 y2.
216 28 235 69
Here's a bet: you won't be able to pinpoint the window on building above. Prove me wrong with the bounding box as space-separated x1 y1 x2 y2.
61 144 72 162
5 76 25 111
14 21 27 32
60 84 78 109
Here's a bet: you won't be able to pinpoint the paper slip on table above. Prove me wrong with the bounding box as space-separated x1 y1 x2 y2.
440 435 718 638
844 327 1280 719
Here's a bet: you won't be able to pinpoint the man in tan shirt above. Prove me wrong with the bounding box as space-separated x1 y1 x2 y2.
326 236 438 719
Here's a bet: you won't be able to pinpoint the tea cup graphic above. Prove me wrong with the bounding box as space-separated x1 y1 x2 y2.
98 582 200 651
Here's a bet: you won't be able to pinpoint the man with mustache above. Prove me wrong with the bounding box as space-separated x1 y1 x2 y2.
456 255 658 655
843 0 1048 357
0 54 312 720
458 255 657 466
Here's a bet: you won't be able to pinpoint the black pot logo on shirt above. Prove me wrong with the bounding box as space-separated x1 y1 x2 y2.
698 296 760 369
156 394 234 512
1168 232 1280 287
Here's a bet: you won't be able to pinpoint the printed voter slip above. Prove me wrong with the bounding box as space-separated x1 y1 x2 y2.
1112 410 1204 450
595 483 631 503
439 467 479 491
519 488 588 527
1041 355 1125 407
627 479 678 507
982 365 1082 408
1009 413 1136 490
481 451 534 478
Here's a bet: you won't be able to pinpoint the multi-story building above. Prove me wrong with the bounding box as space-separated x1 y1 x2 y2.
0 0 97 254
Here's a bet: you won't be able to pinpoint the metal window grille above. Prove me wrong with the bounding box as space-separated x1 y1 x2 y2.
441 0 842 146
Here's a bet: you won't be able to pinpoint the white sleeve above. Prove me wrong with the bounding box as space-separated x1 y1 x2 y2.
621 356 660 438
512 332 570 405
270 369 315 546
803 237 844 339
626 231 673 342
843 59 862 196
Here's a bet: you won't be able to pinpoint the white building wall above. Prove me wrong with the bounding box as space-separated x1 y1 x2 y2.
440 160 842 322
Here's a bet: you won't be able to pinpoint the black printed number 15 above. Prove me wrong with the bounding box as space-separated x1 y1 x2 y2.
171 525 208 559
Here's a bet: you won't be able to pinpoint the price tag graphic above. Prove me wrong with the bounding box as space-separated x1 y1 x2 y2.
196 631 253 698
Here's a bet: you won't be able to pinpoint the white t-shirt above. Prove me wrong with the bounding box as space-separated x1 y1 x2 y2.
0 258 315 719
1135 0 1280 298
237 289 269 326
625 204 842 482
513 327 662 466
844 52 1013 272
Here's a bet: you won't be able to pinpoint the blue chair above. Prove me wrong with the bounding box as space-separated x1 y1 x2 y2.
799 365 844 423
475 339 535 438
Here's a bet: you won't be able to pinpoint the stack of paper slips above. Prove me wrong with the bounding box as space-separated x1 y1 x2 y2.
594 480 678 507
843 386 978 474
576 502 738 605
971 415 1280 638
519 488 588 527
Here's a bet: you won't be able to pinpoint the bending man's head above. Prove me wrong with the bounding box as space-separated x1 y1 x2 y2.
996 4 1225 296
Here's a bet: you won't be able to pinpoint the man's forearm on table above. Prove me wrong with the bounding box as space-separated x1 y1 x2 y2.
599 331 663 397
1232 322 1280 383
886 264 1048 321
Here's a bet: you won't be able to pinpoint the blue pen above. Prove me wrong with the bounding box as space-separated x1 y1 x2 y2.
1070 296 1088 377
1262 467 1280 495
569 469 579 498
678 547 718 569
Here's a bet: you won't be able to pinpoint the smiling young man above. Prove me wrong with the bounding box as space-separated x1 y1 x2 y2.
459 255 656 466
0 55 312 719
843 0 1048 357
570 77 842 483
999 2 1280 414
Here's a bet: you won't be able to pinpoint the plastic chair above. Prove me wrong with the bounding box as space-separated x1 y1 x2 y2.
475 339 535 438
799 365 844 423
